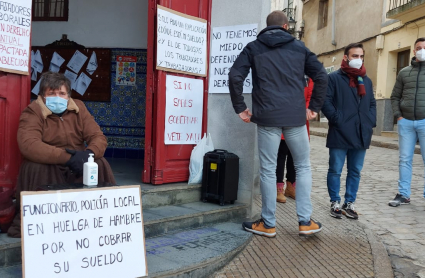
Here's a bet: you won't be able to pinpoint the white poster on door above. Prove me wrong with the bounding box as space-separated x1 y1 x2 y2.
0 0 32 75
21 186 147 278
208 24 257 94
165 75 203 145
156 5 207 77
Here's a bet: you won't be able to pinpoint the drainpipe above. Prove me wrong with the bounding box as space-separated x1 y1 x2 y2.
331 0 336 46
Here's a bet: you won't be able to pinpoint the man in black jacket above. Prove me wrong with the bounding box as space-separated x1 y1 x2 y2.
229 11 328 237
321 43 376 220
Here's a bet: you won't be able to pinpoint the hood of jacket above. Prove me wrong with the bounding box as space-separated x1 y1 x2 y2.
411 57 425 67
257 26 295 48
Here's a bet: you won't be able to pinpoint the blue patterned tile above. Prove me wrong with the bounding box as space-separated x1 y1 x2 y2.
84 48 147 151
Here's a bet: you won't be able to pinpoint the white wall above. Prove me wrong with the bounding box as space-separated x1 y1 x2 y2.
31 0 148 48
209 0 271 219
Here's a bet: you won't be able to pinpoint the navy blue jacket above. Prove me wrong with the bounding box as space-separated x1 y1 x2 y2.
321 69 376 149
229 26 328 127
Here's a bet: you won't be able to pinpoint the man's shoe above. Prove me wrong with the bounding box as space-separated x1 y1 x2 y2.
330 201 342 219
277 182 286 203
341 202 358 220
299 219 322 236
242 219 276 238
389 193 410 207
285 181 296 200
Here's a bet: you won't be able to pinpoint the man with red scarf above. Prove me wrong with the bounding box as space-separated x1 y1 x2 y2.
321 43 376 220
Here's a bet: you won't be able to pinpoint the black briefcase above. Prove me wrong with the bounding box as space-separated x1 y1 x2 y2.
201 149 239 206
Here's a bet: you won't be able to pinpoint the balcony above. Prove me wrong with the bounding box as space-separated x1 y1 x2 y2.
387 0 425 23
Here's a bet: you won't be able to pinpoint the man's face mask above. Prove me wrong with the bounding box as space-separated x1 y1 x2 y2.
416 49 425 61
45 96 68 114
347 57 363 69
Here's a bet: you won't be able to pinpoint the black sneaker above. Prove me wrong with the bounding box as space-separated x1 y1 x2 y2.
342 202 358 220
388 193 410 207
330 201 342 219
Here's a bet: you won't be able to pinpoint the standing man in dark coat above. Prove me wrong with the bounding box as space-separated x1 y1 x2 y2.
229 11 328 237
322 43 376 220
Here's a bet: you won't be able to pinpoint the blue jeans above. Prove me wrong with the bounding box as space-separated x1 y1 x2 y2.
327 148 366 203
397 118 425 198
257 125 312 226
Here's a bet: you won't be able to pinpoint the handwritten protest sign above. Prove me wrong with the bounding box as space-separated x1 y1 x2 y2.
156 5 207 77
209 24 257 94
0 0 32 75
165 75 203 144
21 185 147 278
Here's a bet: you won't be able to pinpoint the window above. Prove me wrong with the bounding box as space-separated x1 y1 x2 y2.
32 0 69 21
317 0 328 30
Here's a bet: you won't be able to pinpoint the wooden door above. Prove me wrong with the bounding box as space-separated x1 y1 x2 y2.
143 0 211 184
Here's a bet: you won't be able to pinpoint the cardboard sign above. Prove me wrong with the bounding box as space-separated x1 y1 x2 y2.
21 185 147 278
165 75 203 144
156 5 207 77
209 24 257 93
0 0 32 75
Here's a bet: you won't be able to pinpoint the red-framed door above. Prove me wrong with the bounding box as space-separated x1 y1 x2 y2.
0 73 31 190
143 0 212 184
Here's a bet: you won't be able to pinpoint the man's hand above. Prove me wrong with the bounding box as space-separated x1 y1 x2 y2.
239 108 252 123
65 149 93 177
397 117 403 121
306 109 317 120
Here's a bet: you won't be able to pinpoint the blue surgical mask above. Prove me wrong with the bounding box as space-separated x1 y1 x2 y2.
45 96 68 114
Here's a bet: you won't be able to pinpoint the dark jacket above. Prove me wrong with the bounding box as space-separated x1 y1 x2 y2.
322 69 377 149
391 58 425 120
228 26 328 127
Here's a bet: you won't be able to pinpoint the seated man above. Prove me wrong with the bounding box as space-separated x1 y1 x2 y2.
8 71 116 237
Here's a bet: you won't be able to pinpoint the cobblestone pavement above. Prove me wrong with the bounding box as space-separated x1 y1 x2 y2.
214 133 425 278
309 135 425 278
214 186 375 277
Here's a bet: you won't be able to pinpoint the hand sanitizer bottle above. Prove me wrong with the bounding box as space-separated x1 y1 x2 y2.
83 153 98 186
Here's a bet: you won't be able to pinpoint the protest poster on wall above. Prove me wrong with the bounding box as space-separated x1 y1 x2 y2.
21 185 147 278
165 75 203 145
116 56 137 86
208 24 257 94
0 0 32 75
156 5 207 77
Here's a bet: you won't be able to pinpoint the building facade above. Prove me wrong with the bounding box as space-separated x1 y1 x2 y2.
302 0 386 132
376 0 425 133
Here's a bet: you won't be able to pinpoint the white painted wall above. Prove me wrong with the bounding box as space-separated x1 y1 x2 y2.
31 0 148 48
209 0 271 219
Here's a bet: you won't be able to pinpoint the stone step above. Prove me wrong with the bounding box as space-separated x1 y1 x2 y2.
143 201 248 238
0 201 248 268
140 183 201 209
0 222 252 278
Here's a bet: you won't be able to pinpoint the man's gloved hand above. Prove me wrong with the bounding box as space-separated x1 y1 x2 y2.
65 149 93 178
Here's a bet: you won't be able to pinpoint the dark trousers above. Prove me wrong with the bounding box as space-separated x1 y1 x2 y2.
276 139 296 183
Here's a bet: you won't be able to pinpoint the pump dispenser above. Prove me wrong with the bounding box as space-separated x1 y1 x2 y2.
83 153 98 186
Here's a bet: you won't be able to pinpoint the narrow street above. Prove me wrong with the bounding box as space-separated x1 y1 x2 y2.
310 135 425 278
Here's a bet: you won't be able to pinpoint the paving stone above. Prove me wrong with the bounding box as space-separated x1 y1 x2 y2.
306 133 425 277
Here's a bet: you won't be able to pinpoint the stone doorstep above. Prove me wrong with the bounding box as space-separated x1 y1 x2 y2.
140 183 202 209
0 222 252 278
0 201 248 269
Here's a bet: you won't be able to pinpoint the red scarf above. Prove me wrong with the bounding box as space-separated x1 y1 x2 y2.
340 59 366 96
